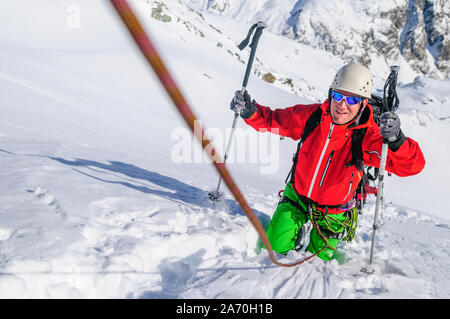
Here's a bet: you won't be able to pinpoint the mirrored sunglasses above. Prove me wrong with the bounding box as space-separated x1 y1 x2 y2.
331 91 363 105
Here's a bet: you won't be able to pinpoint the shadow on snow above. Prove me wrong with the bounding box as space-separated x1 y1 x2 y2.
48 156 270 226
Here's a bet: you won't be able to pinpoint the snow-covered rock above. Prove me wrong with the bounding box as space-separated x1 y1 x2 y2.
181 0 450 79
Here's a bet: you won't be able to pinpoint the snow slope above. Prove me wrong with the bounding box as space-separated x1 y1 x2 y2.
0 0 449 298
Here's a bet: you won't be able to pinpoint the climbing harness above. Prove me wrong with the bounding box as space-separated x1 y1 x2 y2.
278 190 358 259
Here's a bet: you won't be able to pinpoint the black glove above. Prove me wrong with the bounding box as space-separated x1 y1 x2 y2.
230 90 256 119
379 112 406 151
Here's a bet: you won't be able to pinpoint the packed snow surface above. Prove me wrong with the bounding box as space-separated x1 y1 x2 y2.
0 0 449 298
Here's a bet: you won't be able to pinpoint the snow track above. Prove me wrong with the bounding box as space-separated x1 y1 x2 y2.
1 143 449 298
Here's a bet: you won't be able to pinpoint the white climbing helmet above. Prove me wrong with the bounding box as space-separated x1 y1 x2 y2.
330 63 373 99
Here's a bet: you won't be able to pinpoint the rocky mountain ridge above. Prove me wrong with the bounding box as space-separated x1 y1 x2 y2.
179 0 449 79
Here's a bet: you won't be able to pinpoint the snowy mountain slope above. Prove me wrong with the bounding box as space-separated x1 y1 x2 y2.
0 0 449 298
181 0 450 80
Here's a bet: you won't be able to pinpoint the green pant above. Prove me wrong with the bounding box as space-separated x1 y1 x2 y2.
265 183 353 261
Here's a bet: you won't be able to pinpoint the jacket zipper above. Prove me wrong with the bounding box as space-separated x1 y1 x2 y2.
319 150 334 187
343 172 354 201
307 123 334 197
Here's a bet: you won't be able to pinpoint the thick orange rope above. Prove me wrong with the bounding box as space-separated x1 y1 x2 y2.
109 0 331 267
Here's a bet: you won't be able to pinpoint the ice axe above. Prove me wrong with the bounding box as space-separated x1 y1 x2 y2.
208 21 267 201
361 65 400 274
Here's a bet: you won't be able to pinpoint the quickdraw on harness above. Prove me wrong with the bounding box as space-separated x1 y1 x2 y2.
356 167 379 209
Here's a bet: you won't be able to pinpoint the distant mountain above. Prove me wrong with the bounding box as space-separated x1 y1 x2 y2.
180 0 449 79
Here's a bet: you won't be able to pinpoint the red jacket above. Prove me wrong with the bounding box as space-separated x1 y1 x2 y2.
244 99 425 210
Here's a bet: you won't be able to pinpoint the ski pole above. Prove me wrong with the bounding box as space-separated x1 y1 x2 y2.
361 140 388 274
361 66 400 274
209 21 267 201
210 112 239 200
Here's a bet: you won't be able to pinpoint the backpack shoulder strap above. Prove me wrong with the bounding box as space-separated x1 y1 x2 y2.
302 106 322 142
347 104 372 171
348 128 367 171
285 107 322 184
